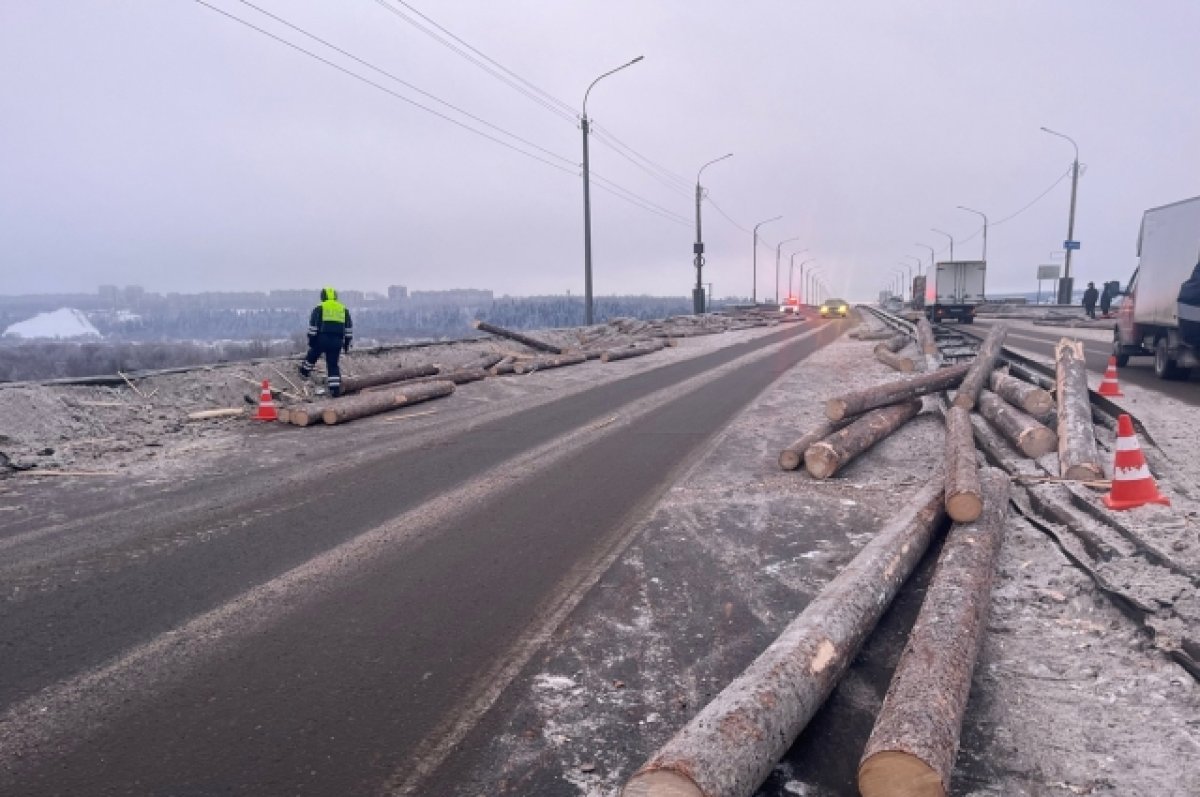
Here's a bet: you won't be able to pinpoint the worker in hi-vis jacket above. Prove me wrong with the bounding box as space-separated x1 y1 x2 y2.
299 287 353 397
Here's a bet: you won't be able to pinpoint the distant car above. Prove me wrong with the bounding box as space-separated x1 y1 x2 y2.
819 298 850 318
779 297 801 314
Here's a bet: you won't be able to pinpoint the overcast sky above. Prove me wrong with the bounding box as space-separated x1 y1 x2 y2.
3 1 1198 302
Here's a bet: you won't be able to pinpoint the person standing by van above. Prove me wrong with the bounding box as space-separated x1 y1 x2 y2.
1082 282 1099 319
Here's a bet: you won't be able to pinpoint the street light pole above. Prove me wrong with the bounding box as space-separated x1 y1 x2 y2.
915 243 935 275
1041 126 1081 305
797 258 816 304
957 205 988 262
931 228 955 262
774 238 800 303
581 55 644 326
752 215 782 304
897 263 913 300
808 267 822 308
693 153 733 314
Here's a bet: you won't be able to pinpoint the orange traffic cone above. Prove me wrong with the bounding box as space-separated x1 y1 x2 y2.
253 379 278 422
1097 356 1124 397
1103 414 1169 510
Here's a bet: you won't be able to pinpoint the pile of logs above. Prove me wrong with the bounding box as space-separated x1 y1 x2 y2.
282 381 456 427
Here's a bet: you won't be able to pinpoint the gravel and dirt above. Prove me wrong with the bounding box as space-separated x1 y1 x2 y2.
2 310 1197 796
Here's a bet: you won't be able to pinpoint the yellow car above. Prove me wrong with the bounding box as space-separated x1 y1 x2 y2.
819 298 850 318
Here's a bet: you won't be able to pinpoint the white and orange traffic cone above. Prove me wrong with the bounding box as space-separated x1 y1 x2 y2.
1097 356 1124 397
1103 414 1169 510
253 379 278 422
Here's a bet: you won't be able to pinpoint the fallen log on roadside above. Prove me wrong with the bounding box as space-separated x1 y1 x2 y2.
806 399 923 479
825 364 970 421
287 403 326 427
1055 338 1103 480
877 333 910 354
186 408 245 421
916 317 940 371
622 482 947 797
874 345 916 373
978 389 1058 459
952 324 1007 410
988 369 1054 417
778 418 855 471
944 406 983 522
601 342 666 363
858 469 1010 797
322 381 455 425
856 329 898 341
408 368 488 386
475 353 505 370
471 320 563 354
340 364 440 394
513 353 588 374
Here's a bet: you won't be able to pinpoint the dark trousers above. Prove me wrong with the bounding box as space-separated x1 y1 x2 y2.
301 337 343 396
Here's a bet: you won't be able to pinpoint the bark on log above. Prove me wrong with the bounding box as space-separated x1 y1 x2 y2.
916 317 941 371
977 389 1058 459
340 364 439 394
287 403 326 427
1054 338 1103 480
806 400 923 479
988 370 1054 417
857 329 898 341
952 324 1007 410
470 320 563 354
601 342 667 363
858 469 1011 797
475 353 505 370
944 406 982 523
513 353 588 374
878 334 911 354
825 364 970 421
321 381 455 425
778 418 855 471
874 346 916 373
622 482 948 797
409 368 488 386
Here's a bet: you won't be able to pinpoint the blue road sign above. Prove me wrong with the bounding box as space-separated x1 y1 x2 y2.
1064 240 1081 250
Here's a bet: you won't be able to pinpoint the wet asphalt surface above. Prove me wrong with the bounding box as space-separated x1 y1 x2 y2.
1 317 845 796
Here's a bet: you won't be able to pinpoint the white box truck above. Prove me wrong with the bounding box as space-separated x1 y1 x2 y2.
1114 195 1200 379
927 261 986 323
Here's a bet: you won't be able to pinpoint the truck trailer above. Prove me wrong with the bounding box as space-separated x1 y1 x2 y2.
927 261 986 323
1114 195 1200 379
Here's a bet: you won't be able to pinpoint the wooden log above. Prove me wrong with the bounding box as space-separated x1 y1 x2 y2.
287 403 326 427
805 399 923 479
1006 361 1056 392
825 364 970 422
187 408 244 421
340 365 440 394
978 389 1058 459
858 469 1011 797
878 333 911 354
952 324 1007 410
857 329 898 341
874 346 916 373
513 353 588 374
321 381 455 425
1054 338 1103 480
470 319 563 354
475 353 505 370
601 342 667 363
404 368 488 386
944 406 982 523
916 317 940 371
778 418 854 471
988 369 1054 417
622 482 948 797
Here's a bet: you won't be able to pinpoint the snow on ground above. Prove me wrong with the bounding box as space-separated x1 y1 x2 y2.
3 307 101 339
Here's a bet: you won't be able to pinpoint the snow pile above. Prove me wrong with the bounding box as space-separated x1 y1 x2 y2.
4 308 101 339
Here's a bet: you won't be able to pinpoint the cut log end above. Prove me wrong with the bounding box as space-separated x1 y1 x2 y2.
945 491 984 523
825 399 848 422
1063 463 1104 481
1017 427 1058 459
804 442 839 479
778 449 803 471
859 751 946 797
621 770 703 797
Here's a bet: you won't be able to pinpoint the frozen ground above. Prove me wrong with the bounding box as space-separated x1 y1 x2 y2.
2 314 1197 796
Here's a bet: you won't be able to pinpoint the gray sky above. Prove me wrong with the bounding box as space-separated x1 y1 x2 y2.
3 1 1198 302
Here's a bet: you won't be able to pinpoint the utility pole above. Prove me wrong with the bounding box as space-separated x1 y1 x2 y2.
580 56 643 326
693 154 732 315
931 228 955 262
957 205 988 262
752 216 782 304
915 243 934 275
1041 127 1080 305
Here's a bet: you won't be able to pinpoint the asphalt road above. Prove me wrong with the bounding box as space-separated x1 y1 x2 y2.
971 318 1200 406
0 317 846 796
